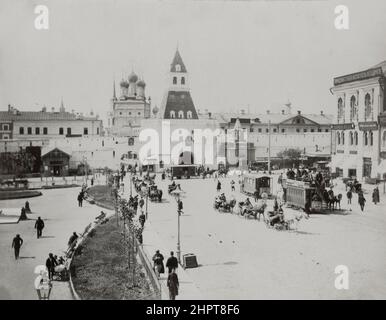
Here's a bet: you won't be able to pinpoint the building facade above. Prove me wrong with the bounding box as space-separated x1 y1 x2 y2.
330 61 386 180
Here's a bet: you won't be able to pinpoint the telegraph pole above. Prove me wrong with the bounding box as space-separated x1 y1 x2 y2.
268 120 271 174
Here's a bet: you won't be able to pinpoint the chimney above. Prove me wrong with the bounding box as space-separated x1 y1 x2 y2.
297 110 301 115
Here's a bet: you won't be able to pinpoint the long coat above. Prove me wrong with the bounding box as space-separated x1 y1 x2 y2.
372 189 380 204
167 272 179 297
153 253 165 274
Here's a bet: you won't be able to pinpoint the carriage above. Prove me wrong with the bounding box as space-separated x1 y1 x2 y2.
213 197 236 213
148 185 163 202
282 179 315 211
241 173 273 198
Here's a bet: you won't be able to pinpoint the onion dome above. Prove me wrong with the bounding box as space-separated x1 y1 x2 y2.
120 79 129 88
128 71 138 83
137 79 146 88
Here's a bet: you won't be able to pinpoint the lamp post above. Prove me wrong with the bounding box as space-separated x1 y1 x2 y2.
170 189 184 263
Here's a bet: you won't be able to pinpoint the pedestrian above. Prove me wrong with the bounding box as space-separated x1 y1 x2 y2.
20 206 27 220
230 180 235 192
358 191 366 212
372 187 380 205
68 232 78 247
216 180 221 192
167 269 179 300
139 212 146 228
91 178 94 186
254 189 259 203
77 192 83 207
152 250 165 278
11 234 23 260
346 189 352 205
25 201 31 213
34 217 45 239
34 270 52 300
139 197 145 209
45 253 58 280
278 173 283 186
177 199 183 214
166 251 178 274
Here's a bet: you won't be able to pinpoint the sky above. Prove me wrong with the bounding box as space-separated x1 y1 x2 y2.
1 0 386 125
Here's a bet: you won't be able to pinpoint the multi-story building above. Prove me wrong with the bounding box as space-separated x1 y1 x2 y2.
107 71 151 136
330 61 386 179
0 103 103 141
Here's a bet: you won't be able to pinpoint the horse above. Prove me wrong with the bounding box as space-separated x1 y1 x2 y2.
331 194 342 210
214 197 236 213
244 202 267 220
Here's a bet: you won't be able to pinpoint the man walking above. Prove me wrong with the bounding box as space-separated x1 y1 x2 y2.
166 251 178 274
34 217 45 239
167 269 179 300
45 253 58 280
216 180 221 192
11 234 23 259
358 191 366 212
230 180 235 192
346 189 352 205
77 192 83 207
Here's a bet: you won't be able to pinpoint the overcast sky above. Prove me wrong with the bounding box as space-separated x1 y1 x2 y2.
1 0 386 124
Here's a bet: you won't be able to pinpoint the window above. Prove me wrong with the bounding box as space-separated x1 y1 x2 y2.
119 112 122 115
35 127 40 135
383 131 386 147
128 137 134 146
97 127 99 135
59 127 64 135
181 77 185 85
325 129 329 132
138 112 141 116
250 127 254 133
113 151 115 158
350 95 357 121
296 129 300 133
341 132 345 145
258 128 262 133
303 129 307 133
178 111 184 119
67 128 71 135
19 127 24 135
2 134 9 139
43 127 48 135
84 128 88 135
3 124 9 131
318 128 322 132
187 111 192 119
350 131 353 145
354 131 358 145
173 77 177 84
364 132 368 146
27 127 32 135
365 93 372 120
370 131 374 146
311 129 315 133
337 97 344 120
175 64 181 72
281 129 285 133
170 110 175 118
337 132 341 145
273 128 277 133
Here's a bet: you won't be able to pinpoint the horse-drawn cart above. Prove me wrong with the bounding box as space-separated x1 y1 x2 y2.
241 173 272 198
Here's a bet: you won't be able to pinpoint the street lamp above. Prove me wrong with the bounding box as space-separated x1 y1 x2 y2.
170 189 184 263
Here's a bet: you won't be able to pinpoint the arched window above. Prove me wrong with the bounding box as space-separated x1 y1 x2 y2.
365 93 372 120
370 131 374 146
350 131 354 145
181 77 185 85
383 131 386 147
170 110 175 118
178 110 184 119
173 77 177 85
350 96 357 121
176 64 181 72
364 132 368 146
341 131 345 145
187 110 192 119
337 132 341 145
338 98 344 120
354 131 358 145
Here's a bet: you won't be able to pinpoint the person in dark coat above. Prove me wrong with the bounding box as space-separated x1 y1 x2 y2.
167 269 179 300
25 201 31 213
358 191 366 212
177 199 183 214
372 187 380 205
166 251 178 274
11 234 23 259
77 192 83 207
139 212 146 228
152 250 165 278
34 217 45 239
216 180 221 192
346 190 352 205
68 232 78 247
20 207 27 220
45 253 58 280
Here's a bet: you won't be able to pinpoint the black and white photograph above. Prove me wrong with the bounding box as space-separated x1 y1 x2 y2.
0 0 385 306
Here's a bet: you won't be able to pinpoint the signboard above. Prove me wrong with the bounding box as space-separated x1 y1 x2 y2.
331 123 355 130
349 150 358 155
358 121 378 131
334 67 383 86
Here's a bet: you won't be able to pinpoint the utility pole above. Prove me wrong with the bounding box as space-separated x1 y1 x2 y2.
268 120 271 174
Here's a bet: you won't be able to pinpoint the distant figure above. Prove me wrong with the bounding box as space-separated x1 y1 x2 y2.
12 234 23 259
77 192 83 207
139 212 146 228
91 178 94 186
177 199 183 214
25 201 31 213
45 253 58 280
166 251 178 274
216 180 221 192
278 173 283 186
68 232 78 247
372 187 380 205
167 269 179 300
34 217 45 239
139 197 145 209
152 250 165 278
20 207 27 221
346 190 352 205
230 180 235 192
34 270 52 300
358 191 366 212
253 190 259 203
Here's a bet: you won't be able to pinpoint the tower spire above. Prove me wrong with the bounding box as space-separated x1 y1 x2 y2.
60 97 65 113
113 79 117 100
